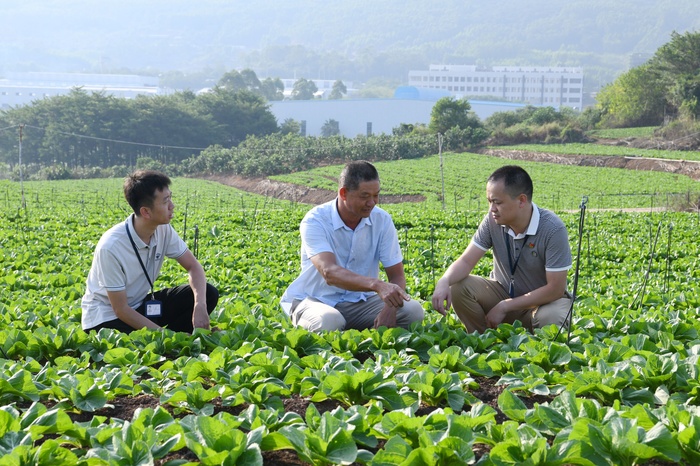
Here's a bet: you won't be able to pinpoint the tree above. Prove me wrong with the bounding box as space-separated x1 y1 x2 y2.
596 65 666 127
648 31 700 119
291 78 318 100
279 118 301 135
260 77 285 101
320 119 340 137
428 97 483 134
218 69 261 93
596 31 700 125
195 87 278 145
328 80 347 100
219 69 284 101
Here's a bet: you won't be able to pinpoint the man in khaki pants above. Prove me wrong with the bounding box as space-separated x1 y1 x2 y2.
432 165 572 333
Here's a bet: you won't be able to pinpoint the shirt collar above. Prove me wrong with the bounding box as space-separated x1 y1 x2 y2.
127 214 151 248
332 198 372 231
505 203 539 239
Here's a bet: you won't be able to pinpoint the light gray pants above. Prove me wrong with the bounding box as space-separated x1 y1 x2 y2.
450 275 571 333
290 294 425 332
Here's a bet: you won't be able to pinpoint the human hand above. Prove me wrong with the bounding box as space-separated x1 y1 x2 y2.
485 301 509 329
431 278 450 316
376 282 410 308
373 305 398 329
192 302 211 330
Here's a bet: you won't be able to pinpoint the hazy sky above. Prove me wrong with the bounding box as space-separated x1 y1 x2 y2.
2 0 699 87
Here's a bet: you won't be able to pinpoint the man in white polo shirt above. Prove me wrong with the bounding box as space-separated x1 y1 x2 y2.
432 165 572 333
81 170 218 333
280 161 424 332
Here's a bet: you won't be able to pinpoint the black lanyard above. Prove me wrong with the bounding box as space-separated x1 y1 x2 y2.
504 230 529 298
125 217 155 300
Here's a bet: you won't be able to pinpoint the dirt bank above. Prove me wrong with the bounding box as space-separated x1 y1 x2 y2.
203 174 426 205
202 147 700 205
478 148 700 181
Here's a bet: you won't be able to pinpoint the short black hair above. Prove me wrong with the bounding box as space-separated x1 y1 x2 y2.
488 165 533 201
123 170 171 214
339 161 379 192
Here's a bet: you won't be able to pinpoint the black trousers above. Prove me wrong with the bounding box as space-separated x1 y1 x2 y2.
87 283 219 334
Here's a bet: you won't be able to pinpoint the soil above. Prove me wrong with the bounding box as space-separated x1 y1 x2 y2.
477 147 700 181
201 139 700 206
47 377 515 465
202 174 426 206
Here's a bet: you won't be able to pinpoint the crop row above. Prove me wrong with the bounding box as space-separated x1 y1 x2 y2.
1 175 700 464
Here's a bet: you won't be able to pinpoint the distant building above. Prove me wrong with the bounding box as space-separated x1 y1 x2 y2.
408 64 584 109
269 87 527 138
0 72 165 109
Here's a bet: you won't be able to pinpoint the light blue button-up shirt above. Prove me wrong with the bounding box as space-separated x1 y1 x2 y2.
280 199 403 314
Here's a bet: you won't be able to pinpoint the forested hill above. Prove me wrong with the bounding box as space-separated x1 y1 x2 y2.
2 0 700 89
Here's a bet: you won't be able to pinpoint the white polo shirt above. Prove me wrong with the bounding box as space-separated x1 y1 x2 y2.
81 215 188 329
280 199 403 314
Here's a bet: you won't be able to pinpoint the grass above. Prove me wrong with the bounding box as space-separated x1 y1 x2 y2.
587 126 658 139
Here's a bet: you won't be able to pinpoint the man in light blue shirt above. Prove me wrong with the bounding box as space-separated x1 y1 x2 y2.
280 161 424 332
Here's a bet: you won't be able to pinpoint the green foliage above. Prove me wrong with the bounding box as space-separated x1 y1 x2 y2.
598 30 700 127
291 78 318 100
596 65 666 127
320 119 340 137
2 169 700 463
329 80 347 100
428 97 482 134
0 87 279 170
486 106 589 145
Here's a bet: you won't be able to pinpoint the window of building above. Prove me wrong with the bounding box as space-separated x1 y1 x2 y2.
570 78 582 83
569 97 581 102
570 88 581 93
460 77 465 82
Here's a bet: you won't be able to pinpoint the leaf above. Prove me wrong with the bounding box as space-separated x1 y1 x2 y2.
497 389 527 422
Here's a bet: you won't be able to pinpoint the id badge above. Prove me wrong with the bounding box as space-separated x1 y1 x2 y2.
145 300 162 317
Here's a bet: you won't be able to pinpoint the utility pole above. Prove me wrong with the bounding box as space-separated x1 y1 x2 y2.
438 133 445 210
19 124 26 210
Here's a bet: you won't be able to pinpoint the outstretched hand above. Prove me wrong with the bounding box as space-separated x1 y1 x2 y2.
431 279 450 316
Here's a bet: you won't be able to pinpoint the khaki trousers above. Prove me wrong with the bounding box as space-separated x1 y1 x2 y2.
290 294 425 332
450 275 571 333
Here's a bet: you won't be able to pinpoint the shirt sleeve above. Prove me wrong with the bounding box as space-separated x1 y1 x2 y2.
95 247 126 292
378 217 402 268
300 215 334 259
472 213 493 251
164 225 188 259
544 224 573 272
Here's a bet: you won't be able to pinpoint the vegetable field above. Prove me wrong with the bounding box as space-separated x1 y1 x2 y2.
1 158 700 465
